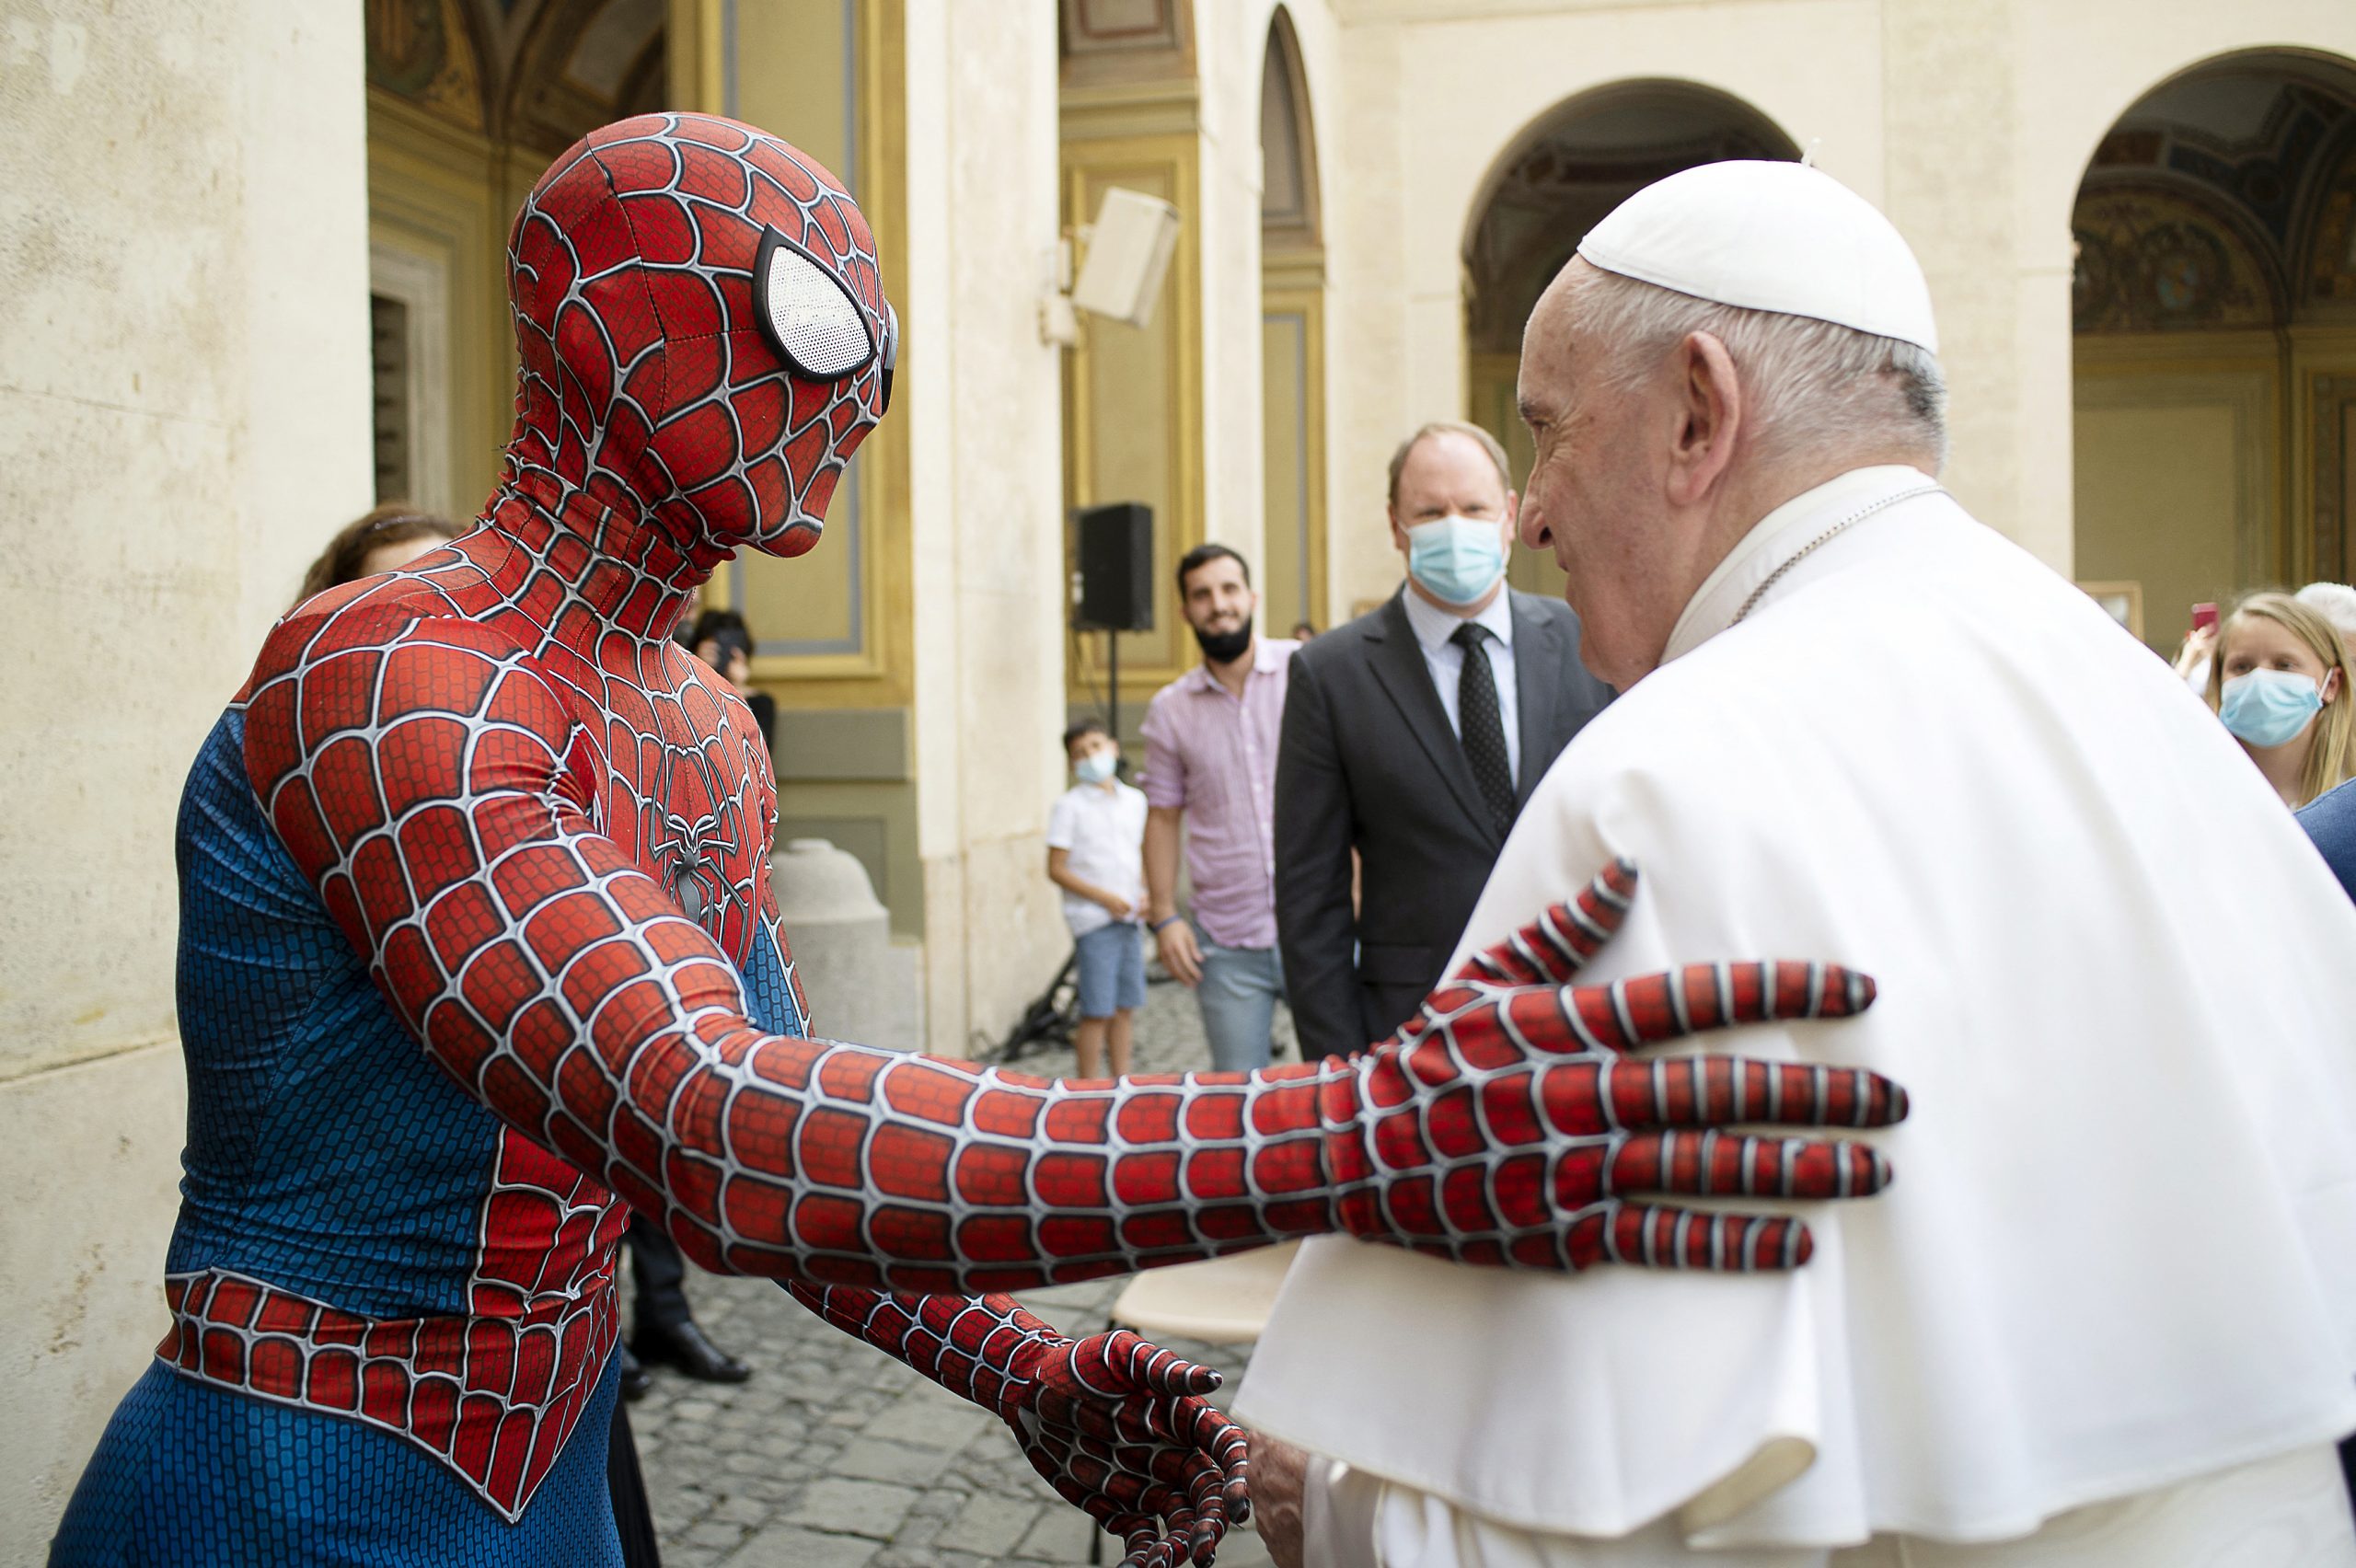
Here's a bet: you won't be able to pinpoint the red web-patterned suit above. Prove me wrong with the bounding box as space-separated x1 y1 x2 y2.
97 115 1907 1566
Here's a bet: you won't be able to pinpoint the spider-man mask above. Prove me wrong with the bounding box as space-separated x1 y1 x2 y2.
505 113 895 567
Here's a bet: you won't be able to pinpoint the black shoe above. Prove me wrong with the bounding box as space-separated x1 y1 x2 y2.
631 1319 751 1384
618 1344 653 1402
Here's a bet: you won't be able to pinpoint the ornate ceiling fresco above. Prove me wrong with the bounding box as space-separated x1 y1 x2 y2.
365 0 667 154
2075 59 2356 332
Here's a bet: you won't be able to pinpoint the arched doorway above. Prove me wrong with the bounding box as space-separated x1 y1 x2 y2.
1261 6 1325 636
1459 81 1798 597
2071 50 2356 652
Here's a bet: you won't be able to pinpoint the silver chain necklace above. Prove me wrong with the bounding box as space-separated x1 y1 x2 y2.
1732 483 1945 625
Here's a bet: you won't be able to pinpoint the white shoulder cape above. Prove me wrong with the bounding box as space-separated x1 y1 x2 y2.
1235 483 2356 1550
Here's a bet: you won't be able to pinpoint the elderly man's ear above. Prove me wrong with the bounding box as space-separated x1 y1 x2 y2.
1666 330 1744 507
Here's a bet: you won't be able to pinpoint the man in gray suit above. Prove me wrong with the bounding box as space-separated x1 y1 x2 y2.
1276 421 1614 1059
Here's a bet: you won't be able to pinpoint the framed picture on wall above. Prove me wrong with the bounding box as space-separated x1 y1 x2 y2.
2077 580 2144 641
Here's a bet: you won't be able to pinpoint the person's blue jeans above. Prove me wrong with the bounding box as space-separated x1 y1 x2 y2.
1195 939 1286 1073
1074 921 1147 1019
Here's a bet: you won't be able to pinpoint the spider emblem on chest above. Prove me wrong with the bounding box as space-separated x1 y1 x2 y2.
660 806 727 925
640 723 757 947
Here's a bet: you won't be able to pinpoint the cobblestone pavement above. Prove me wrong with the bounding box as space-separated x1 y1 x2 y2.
630 970 1297 1568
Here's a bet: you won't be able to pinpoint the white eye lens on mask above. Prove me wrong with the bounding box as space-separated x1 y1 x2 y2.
2218 667 2325 749
1405 514 1507 606
754 227 877 381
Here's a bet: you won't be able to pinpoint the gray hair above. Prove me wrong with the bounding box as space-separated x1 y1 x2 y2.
1556 264 1949 471
2295 582 2356 640
1387 420 1514 510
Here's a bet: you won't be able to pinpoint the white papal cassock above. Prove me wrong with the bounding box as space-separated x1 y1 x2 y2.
1234 466 2356 1566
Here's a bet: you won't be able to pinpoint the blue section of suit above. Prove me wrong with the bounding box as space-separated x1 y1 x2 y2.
51 1359 625 1568
52 712 616 1565
166 710 504 1319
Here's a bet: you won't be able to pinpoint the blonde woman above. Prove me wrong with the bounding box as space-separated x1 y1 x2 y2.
2206 591 2356 808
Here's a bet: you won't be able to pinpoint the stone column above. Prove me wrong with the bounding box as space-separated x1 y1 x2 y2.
1879 0 2065 569
901 0 1072 1058
0 0 373 1551
1193 2 1276 588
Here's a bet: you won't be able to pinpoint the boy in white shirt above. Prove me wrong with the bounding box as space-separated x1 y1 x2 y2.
1045 718 1149 1078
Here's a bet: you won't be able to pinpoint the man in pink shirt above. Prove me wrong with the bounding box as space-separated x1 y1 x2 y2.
1141 544 1296 1070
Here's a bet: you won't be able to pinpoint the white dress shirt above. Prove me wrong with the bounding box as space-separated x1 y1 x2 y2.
1401 583 1520 784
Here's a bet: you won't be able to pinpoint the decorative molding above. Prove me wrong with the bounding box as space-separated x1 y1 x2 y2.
2310 371 2356 584
1059 79 1201 142
770 709 910 781
2073 360 2281 590
2075 580 2145 641
735 0 914 706
1061 133 1204 703
1262 294 1326 633
1260 8 1318 250
365 85 516 514
1059 0 1194 91
367 240 456 523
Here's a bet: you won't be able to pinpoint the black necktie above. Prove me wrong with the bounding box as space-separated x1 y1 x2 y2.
1451 622 1516 837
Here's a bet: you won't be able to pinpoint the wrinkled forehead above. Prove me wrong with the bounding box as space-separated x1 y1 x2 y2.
1515 259 1594 407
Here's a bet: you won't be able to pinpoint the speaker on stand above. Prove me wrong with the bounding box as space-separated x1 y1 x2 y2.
1071 502 1154 752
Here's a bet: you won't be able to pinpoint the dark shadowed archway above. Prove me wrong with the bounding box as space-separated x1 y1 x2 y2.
1459 81 1798 597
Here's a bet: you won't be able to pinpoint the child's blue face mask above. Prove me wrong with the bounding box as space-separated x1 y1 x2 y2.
1074 749 1117 784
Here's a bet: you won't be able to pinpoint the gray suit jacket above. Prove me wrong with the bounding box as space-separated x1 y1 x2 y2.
1275 587 1614 1059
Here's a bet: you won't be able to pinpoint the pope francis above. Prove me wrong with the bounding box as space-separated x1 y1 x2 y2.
1235 161 2356 1567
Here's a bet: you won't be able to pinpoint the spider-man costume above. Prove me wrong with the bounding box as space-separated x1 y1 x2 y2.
52 114 1905 1567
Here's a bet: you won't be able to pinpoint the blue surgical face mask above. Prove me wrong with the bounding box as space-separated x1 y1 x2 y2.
2218 668 2325 748
1073 749 1117 784
1405 514 1507 606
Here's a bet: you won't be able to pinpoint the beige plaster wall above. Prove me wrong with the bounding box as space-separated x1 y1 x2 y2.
0 0 373 1552
904 0 1071 1056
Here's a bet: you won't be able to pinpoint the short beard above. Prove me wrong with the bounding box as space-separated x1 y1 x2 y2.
1192 623 1253 663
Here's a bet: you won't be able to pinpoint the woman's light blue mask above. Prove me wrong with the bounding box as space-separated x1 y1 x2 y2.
2218 668 2324 749
1406 515 1507 605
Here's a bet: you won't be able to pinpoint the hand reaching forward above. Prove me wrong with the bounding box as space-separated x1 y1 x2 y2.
786 1286 1246 1568
1329 857 1909 1270
1005 1328 1249 1568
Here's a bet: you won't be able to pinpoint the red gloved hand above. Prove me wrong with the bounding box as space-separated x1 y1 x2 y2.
1328 858 1904 1270
788 1288 1246 1568
1006 1328 1247 1568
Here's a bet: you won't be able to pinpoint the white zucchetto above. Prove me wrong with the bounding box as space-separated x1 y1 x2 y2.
1576 159 1941 354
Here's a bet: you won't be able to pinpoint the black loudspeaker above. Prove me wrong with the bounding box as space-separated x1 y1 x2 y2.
1074 502 1154 632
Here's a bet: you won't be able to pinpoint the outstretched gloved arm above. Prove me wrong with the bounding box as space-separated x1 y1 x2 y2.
246 611 1904 1294
783 883 1902 1568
